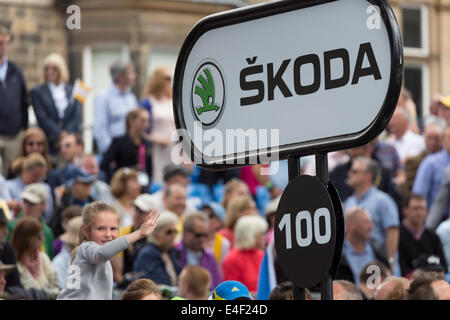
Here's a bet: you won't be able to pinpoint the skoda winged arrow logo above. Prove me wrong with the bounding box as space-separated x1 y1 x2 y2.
191 62 225 126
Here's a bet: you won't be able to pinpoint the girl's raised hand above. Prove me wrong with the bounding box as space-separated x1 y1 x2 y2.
139 209 160 238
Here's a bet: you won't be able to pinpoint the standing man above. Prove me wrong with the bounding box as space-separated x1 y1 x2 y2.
344 156 400 273
93 60 138 154
0 26 28 176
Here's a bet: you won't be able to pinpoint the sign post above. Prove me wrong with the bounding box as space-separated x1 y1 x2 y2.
173 0 403 300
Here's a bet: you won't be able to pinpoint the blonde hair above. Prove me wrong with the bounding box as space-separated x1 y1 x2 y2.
147 211 179 246
12 127 52 175
143 66 172 99
225 194 255 230
71 201 120 261
222 178 248 209
13 152 47 176
43 53 69 83
234 215 268 250
110 168 139 199
179 265 211 298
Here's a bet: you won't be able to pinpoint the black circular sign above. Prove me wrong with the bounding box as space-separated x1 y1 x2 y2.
274 175 336 288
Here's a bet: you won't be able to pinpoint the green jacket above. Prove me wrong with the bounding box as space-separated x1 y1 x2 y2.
6 212 54 259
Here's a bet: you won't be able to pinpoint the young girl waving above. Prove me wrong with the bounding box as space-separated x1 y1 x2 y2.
57 201 159 300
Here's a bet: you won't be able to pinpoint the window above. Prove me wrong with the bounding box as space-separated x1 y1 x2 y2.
82 45 129 153
404 63 430 126
147 48 179 78
401 5 429 56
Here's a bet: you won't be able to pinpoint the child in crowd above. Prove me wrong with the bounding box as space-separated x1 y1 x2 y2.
57 201 159 300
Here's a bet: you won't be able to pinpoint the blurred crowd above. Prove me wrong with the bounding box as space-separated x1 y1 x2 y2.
2 24 450 301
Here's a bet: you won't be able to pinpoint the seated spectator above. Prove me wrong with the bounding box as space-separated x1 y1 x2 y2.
10 217 60 299
52 216 82 289
344 156 400 273
8 127 52 179
269 281 294 300
100 108 152 185
358 261 391 299
222 215 267 294
209 280 253 300
177 265 211 300
46 133 84 189
80 154 113 203
146 164 196 217
221 178 250 211
93 60 138 155
333 280 363 300
336 207 389 284
218 195 258 248
268 281 313 300
408 273 450 300
52 205 82 256
399 193 447 278
7 153 54 224
111 194 157 285
176 211 222 289
133 211 181 286
386 107 425 163
201 202 230 267
410 254 447 281
0 209 23 290
402 122 444 196
412 125 450 211
31 53 81 156
373 276 410 300
50 167 95 238
110 168 142 228
121 278 161 300
7 184 54 258
437 94 450 123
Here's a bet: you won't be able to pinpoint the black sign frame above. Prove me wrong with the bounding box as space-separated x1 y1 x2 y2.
173 0 403 170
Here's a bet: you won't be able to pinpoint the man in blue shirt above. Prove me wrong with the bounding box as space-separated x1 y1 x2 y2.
413 126 450 213
93 60 138 154
344 156 399 273
336 207 388 285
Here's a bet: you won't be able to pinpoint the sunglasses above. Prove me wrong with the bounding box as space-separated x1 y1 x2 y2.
27 141 44 147
165 229 177 236
188 230 209 238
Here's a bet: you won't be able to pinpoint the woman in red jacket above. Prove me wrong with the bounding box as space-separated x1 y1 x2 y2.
222 215 268 295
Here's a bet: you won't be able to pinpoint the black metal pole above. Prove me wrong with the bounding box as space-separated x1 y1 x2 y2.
287 155 306 300
315 152 333 300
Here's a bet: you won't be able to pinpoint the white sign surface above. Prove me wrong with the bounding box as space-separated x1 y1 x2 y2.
174 0 403 168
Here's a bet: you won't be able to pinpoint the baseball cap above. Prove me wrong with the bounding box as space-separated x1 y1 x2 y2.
21 183 48 204
163 164 190 182
413 254 445 272
201 202 226 222
210 281 253 300
134 194 157 213
65 166 96 187
440 95 450 108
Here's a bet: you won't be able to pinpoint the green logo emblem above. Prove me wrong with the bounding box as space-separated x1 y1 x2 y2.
194 68 220 116
192 62 225 126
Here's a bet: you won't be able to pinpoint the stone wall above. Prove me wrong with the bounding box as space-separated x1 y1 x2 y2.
0 0 68 89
